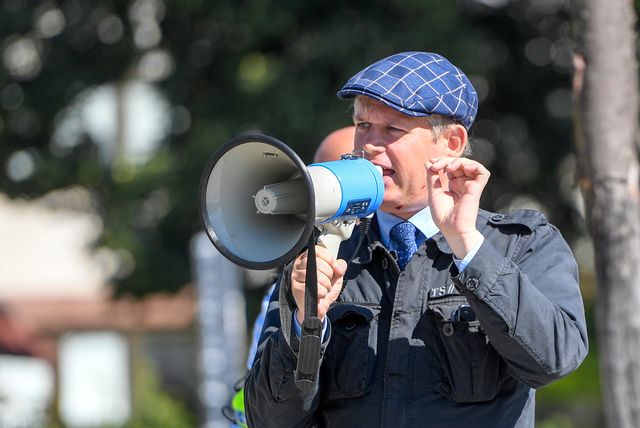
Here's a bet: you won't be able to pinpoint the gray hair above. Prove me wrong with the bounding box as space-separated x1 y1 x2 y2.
424 114 473 157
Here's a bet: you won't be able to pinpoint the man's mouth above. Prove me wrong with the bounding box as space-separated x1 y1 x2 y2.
382 167 395 177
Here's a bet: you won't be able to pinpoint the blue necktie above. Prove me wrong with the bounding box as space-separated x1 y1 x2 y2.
390 221 418 270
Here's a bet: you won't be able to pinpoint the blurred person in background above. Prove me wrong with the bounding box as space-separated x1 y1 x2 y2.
245 52 588 427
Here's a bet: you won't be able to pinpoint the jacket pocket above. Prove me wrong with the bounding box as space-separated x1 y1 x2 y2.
321 303 380 400
427 296 506 403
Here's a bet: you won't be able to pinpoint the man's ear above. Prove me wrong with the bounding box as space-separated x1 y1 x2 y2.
444 124 468 157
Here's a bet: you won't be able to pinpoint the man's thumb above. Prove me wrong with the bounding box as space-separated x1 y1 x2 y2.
326 259 347 302
333 258 347 278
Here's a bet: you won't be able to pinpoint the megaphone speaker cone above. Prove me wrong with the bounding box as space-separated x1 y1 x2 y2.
200 134 316 270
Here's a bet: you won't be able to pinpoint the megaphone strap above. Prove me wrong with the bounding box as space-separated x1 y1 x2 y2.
304 230 319 319
295 229 324 390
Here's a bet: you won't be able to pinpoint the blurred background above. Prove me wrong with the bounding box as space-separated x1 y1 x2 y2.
0 0 603 427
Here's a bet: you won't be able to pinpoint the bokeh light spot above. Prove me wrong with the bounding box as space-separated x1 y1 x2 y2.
2 35 42 80
35 3 66 38
97 15 124 45
6 149 37 182
137 49 173 81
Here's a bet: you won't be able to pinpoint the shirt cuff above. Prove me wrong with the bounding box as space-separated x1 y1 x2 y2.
292 308 329 340
452 235 485 272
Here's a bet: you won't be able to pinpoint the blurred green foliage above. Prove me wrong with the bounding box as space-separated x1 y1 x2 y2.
537 296 602 427
0 0 585 297
123 357 196 428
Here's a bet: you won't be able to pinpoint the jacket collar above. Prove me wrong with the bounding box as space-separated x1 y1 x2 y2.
350 217 380 265
430 231 453 255
354 210 476 265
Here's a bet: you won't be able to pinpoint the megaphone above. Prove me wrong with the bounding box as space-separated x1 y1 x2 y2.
200 133 384 391
199 133 384 270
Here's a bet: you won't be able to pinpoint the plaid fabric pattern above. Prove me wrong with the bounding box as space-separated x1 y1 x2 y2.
337 52 478 130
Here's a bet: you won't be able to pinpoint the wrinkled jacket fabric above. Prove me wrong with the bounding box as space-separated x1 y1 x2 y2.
245 209 588 428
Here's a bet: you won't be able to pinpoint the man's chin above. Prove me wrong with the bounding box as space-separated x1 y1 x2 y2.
378 197 428 218
379 200 399 213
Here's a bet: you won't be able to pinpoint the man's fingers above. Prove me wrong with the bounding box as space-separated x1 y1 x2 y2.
443 158 489 178
325 278 344 303
294 246 335 278
317 272 333 293
463 162 491 179
292 250 348 320
323 259 346 304
317 285 328 299
425 161 445 191
428 157 451 170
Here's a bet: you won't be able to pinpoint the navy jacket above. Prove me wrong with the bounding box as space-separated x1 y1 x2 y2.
245 209 588 427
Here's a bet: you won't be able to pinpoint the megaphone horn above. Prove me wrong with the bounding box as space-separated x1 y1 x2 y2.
199 133 384 270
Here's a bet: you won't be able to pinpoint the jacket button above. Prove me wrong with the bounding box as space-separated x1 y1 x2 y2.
443 323 455 336
381 258 388 270
465 277 479 291
491 214 505 222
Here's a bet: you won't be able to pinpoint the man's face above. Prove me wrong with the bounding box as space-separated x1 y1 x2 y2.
353 98 453 219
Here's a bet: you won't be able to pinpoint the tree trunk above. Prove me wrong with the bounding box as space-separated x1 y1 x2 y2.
572 0 640 426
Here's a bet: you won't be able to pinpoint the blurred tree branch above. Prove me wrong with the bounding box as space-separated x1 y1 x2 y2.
572 0 640 426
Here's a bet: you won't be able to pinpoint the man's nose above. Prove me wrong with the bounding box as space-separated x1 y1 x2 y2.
359 131 385 158
362 142 385 159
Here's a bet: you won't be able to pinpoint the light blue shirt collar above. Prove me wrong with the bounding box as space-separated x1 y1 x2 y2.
376 207 440 249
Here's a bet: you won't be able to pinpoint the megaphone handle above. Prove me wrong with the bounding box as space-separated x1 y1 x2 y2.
317 221 357 260
295 221 356 391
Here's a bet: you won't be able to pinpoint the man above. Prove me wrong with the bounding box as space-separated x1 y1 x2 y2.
245 52 588 427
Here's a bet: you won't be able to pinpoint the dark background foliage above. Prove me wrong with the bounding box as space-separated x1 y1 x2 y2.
0 0 582 297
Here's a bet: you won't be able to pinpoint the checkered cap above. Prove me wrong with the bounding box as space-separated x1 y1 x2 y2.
337 52 478 129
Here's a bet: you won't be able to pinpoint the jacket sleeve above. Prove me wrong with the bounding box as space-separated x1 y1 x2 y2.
452 220 589 389
244 265 327 428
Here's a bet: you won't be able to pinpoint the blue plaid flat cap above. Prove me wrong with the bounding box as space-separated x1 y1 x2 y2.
337 52 478 129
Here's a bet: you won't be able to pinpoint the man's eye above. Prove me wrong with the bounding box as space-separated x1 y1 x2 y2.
356 123 370 130
388 126 404 133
